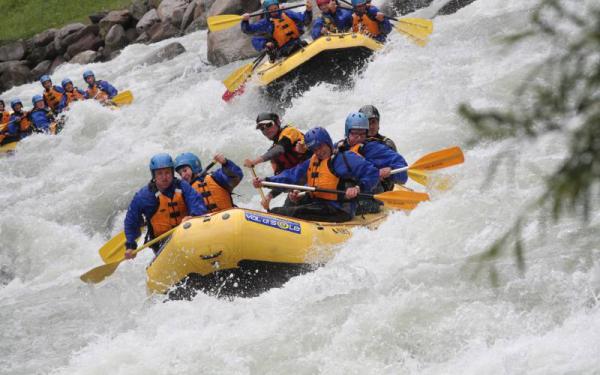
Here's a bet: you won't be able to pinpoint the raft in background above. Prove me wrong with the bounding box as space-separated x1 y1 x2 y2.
255 33 383 102
146 207 388 299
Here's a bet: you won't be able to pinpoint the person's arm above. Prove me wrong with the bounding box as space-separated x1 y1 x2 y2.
364 142 408 183
181 180 208 216
241 18 269 34
99 81 118 98
265 159 310 185
124 191 146 249
339 151 380 193
211 159 244 190
311 18 324 39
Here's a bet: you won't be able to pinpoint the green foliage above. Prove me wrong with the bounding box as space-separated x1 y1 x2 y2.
459 0 600 281
0 0 132 43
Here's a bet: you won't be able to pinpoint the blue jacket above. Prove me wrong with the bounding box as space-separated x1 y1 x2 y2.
7 111 30 138
85 80 118 99
265 150 380 214
241 10 312 51
29 108 54 133
198 159 244 191
311 8 352 39
124 179 208 249
338 139 408 184
354 6 392 42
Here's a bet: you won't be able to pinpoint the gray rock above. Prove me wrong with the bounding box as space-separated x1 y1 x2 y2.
180 1 197 30
70 50 100 64
135 32 151 43
99 10 132 38
149 0 163 9
109 50 122 60
147 21 181 43
27 45 47 65
49 56 66 74
157 0 189 27
438 0 477 15
0 41 26 62
43 42 59 61
32 29 57 47
89 11 109 24
207 27 258 66
61 24 100 49
184 17 205 34
31 60 52 79
53 23 90 55
66 34 104 60
130 0 150 20
0 61 31 92
125 28 140 43
55 23 86 41
144 42 186 64
105 24 129 51
208 0 260 17
194 0 216 19
136 9 161 33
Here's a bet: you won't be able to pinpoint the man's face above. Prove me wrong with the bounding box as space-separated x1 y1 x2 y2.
85 76 95 85
154 168 173 191
268 5 280 18
13 104 22 112
65 83 74 92
176 166 193 184
355 4 367 15
42 81 52 90
314 143 332 160
347 129 367 146
368 118 379 137
34 101 45 109
258 121 279 140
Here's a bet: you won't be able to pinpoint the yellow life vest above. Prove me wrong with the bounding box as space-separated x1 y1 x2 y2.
191 175 234 213
43 87 64 111
86 85 109 102
150 188 188 237
352 13 381 37
272 13 301 48
306 154 340 201
65 89 85 105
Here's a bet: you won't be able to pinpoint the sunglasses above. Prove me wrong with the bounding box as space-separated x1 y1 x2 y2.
257 122 275 131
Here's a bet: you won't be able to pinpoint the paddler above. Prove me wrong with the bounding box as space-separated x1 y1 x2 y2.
0 100 10 145
311 0 352 39
29 95 59 134
359 104 397 152
39 75 66 113
4 99 33 143
61 78 86 107
82 70 118 103
350 0 392 43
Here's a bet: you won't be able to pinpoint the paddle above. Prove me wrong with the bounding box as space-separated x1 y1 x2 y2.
261 181 429 210
337 0 433 46
391 146 464 189
98 161 217 264
111 90 134 106
208 3 306 32
81 227 177 284
222 51 268 101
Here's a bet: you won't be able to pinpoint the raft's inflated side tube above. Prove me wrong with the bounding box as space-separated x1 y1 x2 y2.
146 208 387 297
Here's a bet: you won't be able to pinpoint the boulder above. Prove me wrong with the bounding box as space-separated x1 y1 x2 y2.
135 32 151 43
31 60 52 79
147 21 181 43
125 28 140 43
61 24 100 49
105 24 129 51
149 0 164 9
184 17 205 34
53 23 87 55
26 44 48 66
65 34 104 60
157 0 189 27
0 61 31 92
99 10 132 38
89 11 109 24
32 29 57 47
43 42 59 62
207 27 258 66
0 41 26 62
130 0 150 20
180 1 197 31
49 56 66 74
207 0 260 17
438 0 478 15
70 50 100 64
144 42 186 65
136 9 161 33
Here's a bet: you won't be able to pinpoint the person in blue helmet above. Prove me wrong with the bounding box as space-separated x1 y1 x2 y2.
252 126 380 222
123 153 208 259
336 111 408 213
350 0 392 43
311 0 352 40
174 152 244 213
241 0 313 63
61 78 86 108
82 70 118 103
29 95 59 134
5 99 33 143
39 75 66 113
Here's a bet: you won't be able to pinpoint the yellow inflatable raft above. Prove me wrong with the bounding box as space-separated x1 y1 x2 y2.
0 141 18 154
146 207 388 299
254 32 383 100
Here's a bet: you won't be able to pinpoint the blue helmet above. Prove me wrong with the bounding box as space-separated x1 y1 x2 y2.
304 127 333 151
32 95 44 105
61 78 73 89
10 98 22 109
174 152 202 174
352 0 367 6
149 153 174 174
83 70 95 79
263 0 279 11
40 75 51 84
344 112 369 137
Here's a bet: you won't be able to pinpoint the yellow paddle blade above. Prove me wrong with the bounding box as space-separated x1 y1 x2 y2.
112 90 133 106
80 261 121 284
411 146 464 171
399 18 433 35
223 62 254 92
408 169 429 186
98 231 127 263
208 14 244 32
374 190 429 210
409 169 454 191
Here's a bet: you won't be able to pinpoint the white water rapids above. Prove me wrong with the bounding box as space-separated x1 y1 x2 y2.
1 0 599 373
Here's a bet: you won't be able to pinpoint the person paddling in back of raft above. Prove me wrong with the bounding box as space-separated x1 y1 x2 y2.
311 0 352 39
244 112 311 210
29 95 60 134
123 154 208 259
82 70 118 103
350 0 392 43
174 152 244 213
39 75 66 114
0 100 10 145
241 0 313 63
4 99 33 143
359 104 397 152
252 126 380 222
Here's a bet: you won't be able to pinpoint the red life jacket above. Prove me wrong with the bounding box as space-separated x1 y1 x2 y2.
271 125 309 174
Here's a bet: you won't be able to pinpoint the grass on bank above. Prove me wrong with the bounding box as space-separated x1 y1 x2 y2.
0 0 132 44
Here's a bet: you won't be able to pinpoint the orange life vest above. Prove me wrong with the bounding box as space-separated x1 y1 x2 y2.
272 13 301 48
191 175 234 213
14 112 32 133
271 125 308 174
352 13 381 37
0 111 9 125
65 89 85 105
86 85 109 102
43 87 64 111
150 188 188 237
306 154 341 201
